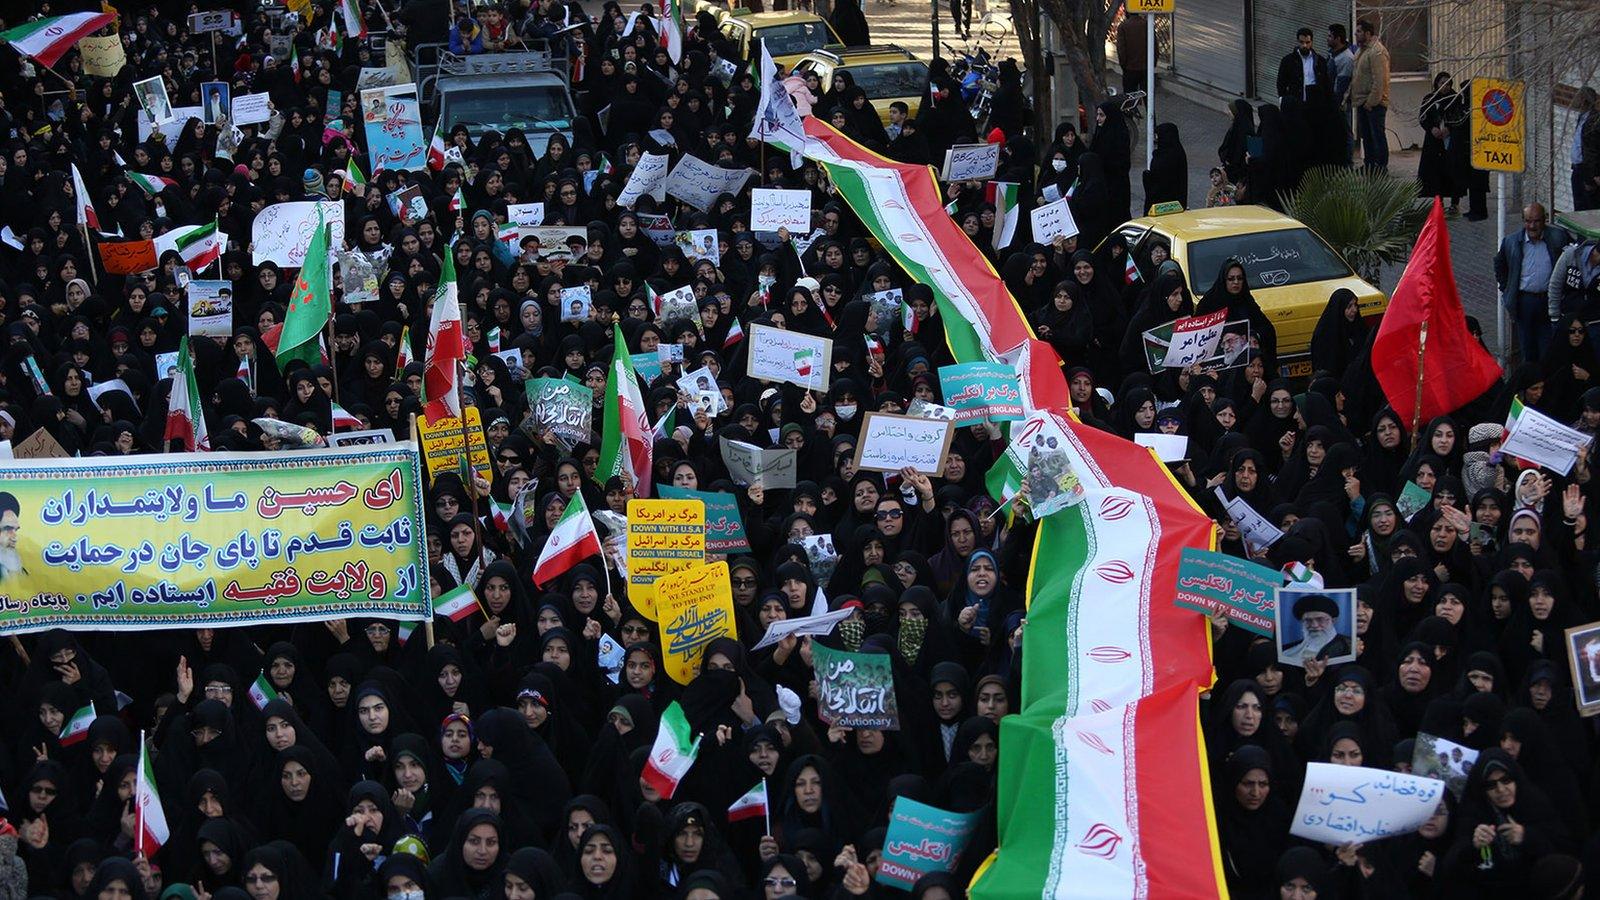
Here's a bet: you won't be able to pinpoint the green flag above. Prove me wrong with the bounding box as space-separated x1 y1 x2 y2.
276 208 331 370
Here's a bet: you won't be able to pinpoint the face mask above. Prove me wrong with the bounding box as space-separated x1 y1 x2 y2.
391 892 424 900
1051 159 1068 172
835 404 857 421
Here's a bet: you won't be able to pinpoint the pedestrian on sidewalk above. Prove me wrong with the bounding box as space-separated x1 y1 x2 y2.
1572 87 1600 212
1350 19 1390 172
1116 12 1149 97
1494 202 1568 362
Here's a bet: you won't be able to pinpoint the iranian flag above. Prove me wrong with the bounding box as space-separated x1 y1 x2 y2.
986 181 1019 251
722 317 744 349
642 702 700 798
423 250 465 422
1124 254 1141 285
70 163 99 231
171 220 223 272
651 406 677 441
727 779 768 823
290 45 300 84
346 157 367 189
599 325 653 497
58 703 96 746
489 497 513 532
164 336 210 451
339 0 368 39
901 300 919 336
127 171 178 196
449 188 465 213
247 671 279 710
532 489 601 586
427 119 448 171
274 208 331 370
658 0 683 63
396 325 413 369
135 733 169 855
433 583 480 622
331 403 362 430
0 13 115 67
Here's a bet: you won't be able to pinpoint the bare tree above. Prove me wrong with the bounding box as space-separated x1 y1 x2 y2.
1008 0 1123 133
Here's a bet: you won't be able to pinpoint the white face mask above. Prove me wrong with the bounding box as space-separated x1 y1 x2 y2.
390 892 424 900
835 404 858 421
1052 159 1068 172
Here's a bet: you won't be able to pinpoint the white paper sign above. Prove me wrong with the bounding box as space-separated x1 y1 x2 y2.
230 92 272 125
1503 403 1594 475
87 380 137 415
747 323 831 391
1290 763 1447 844
188 11 239 34
854 412 954 475
676 229 720 266
137 108 202 149
251 202 346 267
618 152 670 208
507 203 545 227
720 439 798 489
1031 197 1079 243
665 155 755 212
1134 432 1188 462
940 143 1001 182
1213 487 1284 553
559 286 592 322
676 366 726 415
752 608 855 651
750 188 812 232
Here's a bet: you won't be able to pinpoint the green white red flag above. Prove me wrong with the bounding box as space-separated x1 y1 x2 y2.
642 702 700 797
531 489 601 586
0 13 115 67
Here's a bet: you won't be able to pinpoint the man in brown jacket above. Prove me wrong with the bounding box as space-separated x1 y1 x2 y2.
1117 12 1149 96
1349 18 1391 171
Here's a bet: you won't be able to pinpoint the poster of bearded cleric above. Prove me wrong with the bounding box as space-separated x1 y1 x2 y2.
0 446 428 634
1274 586 1357 668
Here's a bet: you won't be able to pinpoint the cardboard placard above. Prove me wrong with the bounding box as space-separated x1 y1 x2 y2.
626 499 705 620
852 412 954 475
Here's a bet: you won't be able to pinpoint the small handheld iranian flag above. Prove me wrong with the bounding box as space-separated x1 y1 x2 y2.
127 171 178 196
346 157 367 188
532 489 601 586
397 325 413 370
1124 254 1141 285
135 731 169 855
331 403 362 430
1282 561 1323 589
164 336 210 451
433 583 481 622
722 317 744 350
986 181 1019 251
59 703 96 746
428 119 448 171
490 497 514 532
248 671 280 710
901 300 919 336
642 702 701 798
173 220 224 272
727 779 769 827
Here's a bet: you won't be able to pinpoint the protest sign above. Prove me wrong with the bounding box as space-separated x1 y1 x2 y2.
1503 400 1594 475
638 213 676 246
813 643 899 729
12 429 68 460
186 280 233 339
676 366 726 416
137 107 200 149
937 363 1024 425
906 398 958 421
866 289 903 334
339 250 382 304
559 286 592 323
98 240 158 275
1172 548 1278 636
626 499 706 620
1290 763 1446 844
630 352 664 383
940 143 1001 182
133 76 174 124
654 561 735 684
417 407 492 483
854 412 954 475
658 486 750 553
526 378 593 447
1566 621 1600 716
230 93 272 126
356 66 400 90
654 284 700 326
1395 480 1431 522
1030 197 1079 243
361 84 426 172
0 445 427 635
327 429 396 447
1412 732 1477 799
751 608 855 651
200 81 231 125
665 155 755 211
618 152 671 208
189 11 239 33
1142 309 1229 370
657 343 686 365
677 229 720 266
506 203 545 227
78 35 126 77
1134 432 1189 462
251 202 345 267
520 226 588 259
1213 487 1284 553
800 534 839 589
876 798 980 889
1276 586 1357 667
719 440 797 489
597 632 624 683
750 188 812 232
747 323 831 391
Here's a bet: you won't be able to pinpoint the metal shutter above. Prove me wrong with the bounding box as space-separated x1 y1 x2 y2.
1172 0 1248 96
1253 0 1340 101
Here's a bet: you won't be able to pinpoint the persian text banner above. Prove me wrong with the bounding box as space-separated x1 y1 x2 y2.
0 445 428 634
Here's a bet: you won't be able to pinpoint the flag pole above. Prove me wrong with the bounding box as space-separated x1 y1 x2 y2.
1410 319 1429 450
134 729 146 857
412 410 436 650
81 224 100 286
762 777 770 836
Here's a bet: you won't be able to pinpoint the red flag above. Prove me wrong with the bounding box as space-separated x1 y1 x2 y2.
1372 197 1502 426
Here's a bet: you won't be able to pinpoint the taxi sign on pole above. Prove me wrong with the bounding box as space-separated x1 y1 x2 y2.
1470 78 1525 173
1127 0 1174 11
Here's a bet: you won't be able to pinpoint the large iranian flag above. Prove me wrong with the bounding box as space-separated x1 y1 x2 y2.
531 489 601 586
598 324 652 496
778 120 1225 899
0 13 116 67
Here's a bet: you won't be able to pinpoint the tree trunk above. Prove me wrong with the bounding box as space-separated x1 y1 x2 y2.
1007 0 1051 138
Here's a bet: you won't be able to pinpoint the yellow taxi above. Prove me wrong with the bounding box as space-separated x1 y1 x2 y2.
1106 205 1388 377
792 45 927 125
693 6 842 69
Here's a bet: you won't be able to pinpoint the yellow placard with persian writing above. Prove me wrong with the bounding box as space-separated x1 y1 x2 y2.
79 35 126 78
655 561 735 684
626 499 705 620
417 407 491 484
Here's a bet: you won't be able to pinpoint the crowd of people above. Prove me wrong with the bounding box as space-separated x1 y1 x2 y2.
0 1 1597 900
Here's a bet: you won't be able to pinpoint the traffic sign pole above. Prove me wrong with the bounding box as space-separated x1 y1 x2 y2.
1497 171 1507 360
1146 13 1155 168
